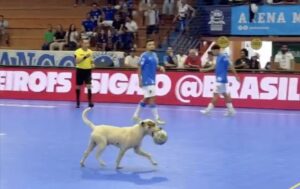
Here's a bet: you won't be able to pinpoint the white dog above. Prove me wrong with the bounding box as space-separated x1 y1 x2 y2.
80 107 162 169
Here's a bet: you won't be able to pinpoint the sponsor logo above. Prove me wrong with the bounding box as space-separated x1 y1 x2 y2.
208 9 226 31
0 71 72 93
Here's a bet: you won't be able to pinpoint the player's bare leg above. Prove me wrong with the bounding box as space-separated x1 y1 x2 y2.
148 96 165 125
223 93 236 116
201 93 219 115
132 98 148 123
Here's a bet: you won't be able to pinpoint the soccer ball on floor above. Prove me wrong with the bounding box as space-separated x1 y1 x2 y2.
153 130 168 145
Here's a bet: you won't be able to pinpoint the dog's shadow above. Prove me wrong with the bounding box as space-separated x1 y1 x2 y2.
81 166 168 185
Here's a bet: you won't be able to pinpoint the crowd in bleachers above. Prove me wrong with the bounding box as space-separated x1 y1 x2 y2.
202 0 300 5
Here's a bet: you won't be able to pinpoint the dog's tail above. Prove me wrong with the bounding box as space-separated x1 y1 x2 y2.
82 107 95 130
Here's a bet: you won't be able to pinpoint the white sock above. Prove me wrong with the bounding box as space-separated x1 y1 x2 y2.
150 105 159 120
133 102 146 117
226 103 234 110
207 103 214 111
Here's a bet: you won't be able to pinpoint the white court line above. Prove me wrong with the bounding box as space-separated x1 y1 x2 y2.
0 104 56 109
53 103 300 116
0 102 298 116
0 133 7 136
290 182 300 189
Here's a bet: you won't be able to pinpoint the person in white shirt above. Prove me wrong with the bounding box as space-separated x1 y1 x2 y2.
124 48 139 68
125 16 138 33
176 48 187 69
65 24 80 50
144 4 159 38
162 0 175 16
173 0 195 32
274 45 295 71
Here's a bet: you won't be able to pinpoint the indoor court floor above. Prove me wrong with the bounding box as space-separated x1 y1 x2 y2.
0 99 300 189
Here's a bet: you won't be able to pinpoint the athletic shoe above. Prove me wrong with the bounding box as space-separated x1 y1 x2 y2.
224 108 236 117
132 115 142 123
88 103 94 108
156 118 166 125
200 109 211 115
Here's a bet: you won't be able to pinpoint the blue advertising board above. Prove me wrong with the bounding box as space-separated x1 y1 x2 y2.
0 50 124 67
231 5 300 35
190 6 231 36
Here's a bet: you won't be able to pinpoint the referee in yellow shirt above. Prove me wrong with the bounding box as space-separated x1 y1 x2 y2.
74 39 94 108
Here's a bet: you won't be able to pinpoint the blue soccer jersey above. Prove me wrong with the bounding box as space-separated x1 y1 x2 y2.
139 52 159 86
90 9 102 23
215 54 230 83
82 19 96 32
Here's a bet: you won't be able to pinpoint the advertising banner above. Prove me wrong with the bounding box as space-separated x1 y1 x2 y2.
0 50 124 67
1 67 299 110
231 5 300 35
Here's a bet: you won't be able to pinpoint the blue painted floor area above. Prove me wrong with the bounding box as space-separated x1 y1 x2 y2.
0 99 300 189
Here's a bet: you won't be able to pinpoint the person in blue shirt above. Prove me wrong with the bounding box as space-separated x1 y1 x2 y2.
82 14 96 32
200 44 240 116
89 3 103 25
103 4 117 21
133 39 166 125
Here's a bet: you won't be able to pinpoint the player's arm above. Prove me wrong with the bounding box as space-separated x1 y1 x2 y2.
90 50 95 68
137 64 142 87
200 64 215 72
74 53 91 65
229 63 240 82
157 64 165 72
290 57 295 70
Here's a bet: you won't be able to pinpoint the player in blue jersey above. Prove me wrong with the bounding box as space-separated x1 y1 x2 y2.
200 44 240 116
132 39 166 125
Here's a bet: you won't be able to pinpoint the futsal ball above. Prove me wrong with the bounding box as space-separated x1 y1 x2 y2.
153 130 168 145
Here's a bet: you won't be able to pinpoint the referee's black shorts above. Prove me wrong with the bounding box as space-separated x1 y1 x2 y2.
76 68 92 85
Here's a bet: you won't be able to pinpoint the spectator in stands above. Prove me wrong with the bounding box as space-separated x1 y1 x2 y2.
124 48 139 67
106 29 117 51
267 0 298 4
174 0 195 32
112 14 124 31
124 16 138 46
102 4 117 26
203 51 215 68
176 48 187 69
144 4 160 39
162 0 175 17
234 48 250 69
50 25 66 51
139 0 153 25
42 24 54 50
163 47 178 68
265 56 274 70
74 0 85 6
248 53 261 69
274 44 295 71
96 28 107 50
0 15 9 46
82 13 97 39
89 3 103 25
121 27 134 51
65 24 79 50
184 49 201 68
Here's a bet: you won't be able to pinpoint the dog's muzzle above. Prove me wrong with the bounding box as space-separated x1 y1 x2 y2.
152 127 162 137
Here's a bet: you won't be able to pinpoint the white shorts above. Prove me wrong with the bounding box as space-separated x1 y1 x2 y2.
142 85 156 98
214 82 227 94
